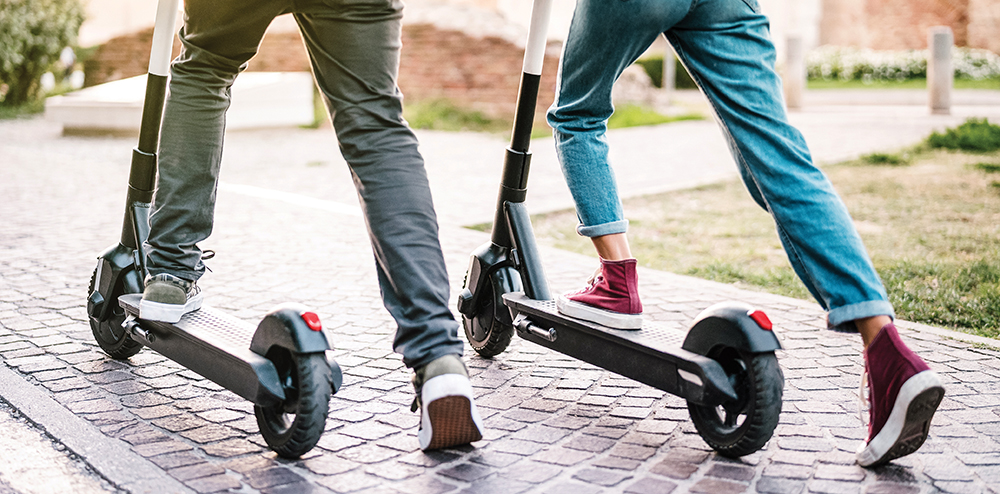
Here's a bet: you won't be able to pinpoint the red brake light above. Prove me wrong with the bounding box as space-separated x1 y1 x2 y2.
748 310 772 331
301 312 323 331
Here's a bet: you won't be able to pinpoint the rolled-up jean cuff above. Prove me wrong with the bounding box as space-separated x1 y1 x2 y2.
577 219 629 238
827 300 895 327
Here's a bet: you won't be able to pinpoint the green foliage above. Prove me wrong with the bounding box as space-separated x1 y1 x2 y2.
881 260 1000 339
0 0 85 106
927 118 1000 152
403 98 512 134
634 55 697 90
972 162 1000 173
608 104 701 129
861 152 910 166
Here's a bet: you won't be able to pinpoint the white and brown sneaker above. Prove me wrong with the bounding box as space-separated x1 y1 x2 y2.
411 354 484 451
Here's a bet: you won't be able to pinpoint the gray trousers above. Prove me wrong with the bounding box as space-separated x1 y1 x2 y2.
146 0 462 368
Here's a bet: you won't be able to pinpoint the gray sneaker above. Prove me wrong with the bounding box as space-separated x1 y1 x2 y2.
411 354 484 450
139 273 203 323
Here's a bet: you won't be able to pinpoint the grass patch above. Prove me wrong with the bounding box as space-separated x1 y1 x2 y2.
807 77 1000 90
608 104 702 129
403 98 512 135
861 151 910 166
972 162 1000 173
529 146 1000 339
928 118 1000 152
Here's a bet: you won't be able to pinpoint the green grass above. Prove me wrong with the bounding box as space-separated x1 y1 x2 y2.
608 104 702 129
927 118 1000 152
807 77 1000 90
529 146 1000 340
861 151 911 166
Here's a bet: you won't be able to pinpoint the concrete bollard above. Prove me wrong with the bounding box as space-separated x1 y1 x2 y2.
662 39 676 100
784 35 806 111
928 26 953 115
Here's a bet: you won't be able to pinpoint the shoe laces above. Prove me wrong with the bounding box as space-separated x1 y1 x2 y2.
201 250 215 272
857 370 870 427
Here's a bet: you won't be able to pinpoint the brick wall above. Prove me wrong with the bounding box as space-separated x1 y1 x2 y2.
82 24 559 121
819 0 999 51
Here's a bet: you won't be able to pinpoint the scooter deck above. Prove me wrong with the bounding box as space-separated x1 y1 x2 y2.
119 294 285 406
503 292 737 406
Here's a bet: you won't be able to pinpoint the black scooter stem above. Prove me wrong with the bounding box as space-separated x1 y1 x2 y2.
120 0 178 251
491 0 554 247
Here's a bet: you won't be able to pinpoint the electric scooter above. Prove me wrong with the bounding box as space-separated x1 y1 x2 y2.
85 0 341 458
457 0 784 457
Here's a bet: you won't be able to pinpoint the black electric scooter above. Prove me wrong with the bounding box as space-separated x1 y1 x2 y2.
85 0 341 458
457 0 784 457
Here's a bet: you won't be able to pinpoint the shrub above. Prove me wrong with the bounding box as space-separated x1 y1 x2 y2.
806 46 1000 83
927 118 1000 152
0 0 85 106
634 55 698 90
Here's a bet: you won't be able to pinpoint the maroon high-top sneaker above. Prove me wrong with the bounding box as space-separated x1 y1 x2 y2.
556 258 643 330
857 323 944 467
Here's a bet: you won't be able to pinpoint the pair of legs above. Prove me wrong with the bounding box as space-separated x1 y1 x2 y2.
548 0 942 466
144 0 481 449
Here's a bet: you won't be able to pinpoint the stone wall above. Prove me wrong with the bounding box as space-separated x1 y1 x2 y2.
82 23 560 121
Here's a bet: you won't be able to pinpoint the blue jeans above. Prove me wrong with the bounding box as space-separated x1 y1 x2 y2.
546 0 893 326
146 0 463 368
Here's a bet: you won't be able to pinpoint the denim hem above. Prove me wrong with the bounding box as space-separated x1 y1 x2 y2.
827 300 895 327
577 219 629 238
403 343 463 370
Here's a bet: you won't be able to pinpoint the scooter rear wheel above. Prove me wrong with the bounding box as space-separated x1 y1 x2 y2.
462 267 518 358
88 268 143 359
688 348 783 457
255 349 331 458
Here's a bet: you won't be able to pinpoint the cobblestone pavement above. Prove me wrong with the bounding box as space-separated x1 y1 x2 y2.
2 114 999 494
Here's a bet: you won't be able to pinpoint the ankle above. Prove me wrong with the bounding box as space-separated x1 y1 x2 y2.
857 315 893 349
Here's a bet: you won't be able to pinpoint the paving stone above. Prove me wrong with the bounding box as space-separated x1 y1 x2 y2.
864 483 920 494
763 462 813 480
169 462 226 481
756 477 807 494
572 467 632 487
808 479 866 494
245 467 306 490
184 473 242 493
562 434 616 453
459 478 532 494
537 482 603 494
509 424 571 444
689 478 748 494
497 461 562 483
532 447 594 466
467 450 522 468
707 462 756 482
149 451 205 469
337 443 403 464
623 477 678 494
591 455 642 470
179 424 242 444
438 462 493 482
201 438 263 458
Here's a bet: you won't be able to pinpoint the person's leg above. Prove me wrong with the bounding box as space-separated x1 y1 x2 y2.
669 0 942 467
293 0 480 450
546 0 692 329
142 0 288 322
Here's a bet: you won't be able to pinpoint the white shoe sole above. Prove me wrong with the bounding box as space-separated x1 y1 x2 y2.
139 293 204 324
556 295 643 330
418 374 484 450
857 370 944 467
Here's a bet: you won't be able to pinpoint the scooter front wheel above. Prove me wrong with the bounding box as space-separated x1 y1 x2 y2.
255 349 331 458
88 267 143 359
688 348 783 457
462 267 518 358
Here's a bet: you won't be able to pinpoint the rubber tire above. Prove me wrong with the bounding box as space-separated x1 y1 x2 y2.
255 350 331 458
462 268 517 358
88 268 142 360
688 350 783 457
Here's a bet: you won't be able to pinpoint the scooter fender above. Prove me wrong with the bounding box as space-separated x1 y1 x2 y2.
456 241 517 317
682 302 781 356
249 304 342 393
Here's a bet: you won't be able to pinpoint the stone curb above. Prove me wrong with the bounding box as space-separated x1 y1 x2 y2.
0 363 193 494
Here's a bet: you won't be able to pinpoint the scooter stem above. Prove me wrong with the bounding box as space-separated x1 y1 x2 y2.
120 0 178 260
491 0 553 247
